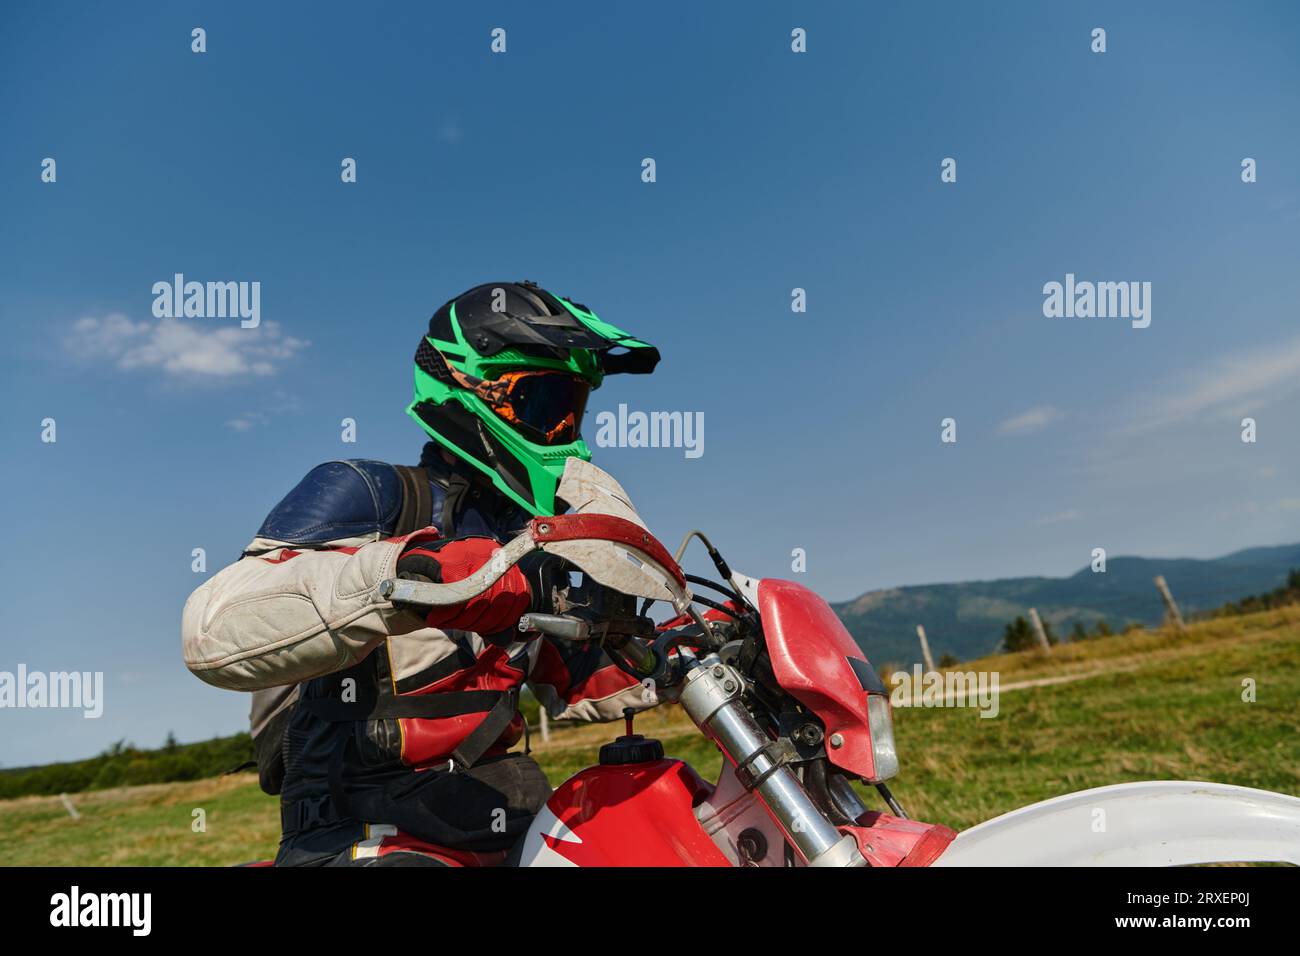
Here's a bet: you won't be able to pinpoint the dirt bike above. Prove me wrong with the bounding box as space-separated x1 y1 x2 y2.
372 459 1300 867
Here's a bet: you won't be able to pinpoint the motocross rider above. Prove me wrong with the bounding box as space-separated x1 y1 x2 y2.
182 281 662 865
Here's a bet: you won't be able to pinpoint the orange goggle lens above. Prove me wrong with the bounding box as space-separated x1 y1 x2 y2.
477 370 590 446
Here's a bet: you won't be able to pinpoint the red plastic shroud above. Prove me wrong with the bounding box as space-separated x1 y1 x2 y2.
844 812 956 867
758 578 885 781
530 514 687 589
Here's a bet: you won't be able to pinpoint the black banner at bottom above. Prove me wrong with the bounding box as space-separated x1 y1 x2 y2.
0 865 1281 942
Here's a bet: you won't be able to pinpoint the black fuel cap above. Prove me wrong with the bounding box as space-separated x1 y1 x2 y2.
598 707 665 765
598 733 665 766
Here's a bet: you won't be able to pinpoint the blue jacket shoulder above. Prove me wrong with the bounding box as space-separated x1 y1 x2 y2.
255 460 404 545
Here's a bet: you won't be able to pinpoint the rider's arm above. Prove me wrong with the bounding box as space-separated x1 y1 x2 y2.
182 461 528 692
526 638 656 722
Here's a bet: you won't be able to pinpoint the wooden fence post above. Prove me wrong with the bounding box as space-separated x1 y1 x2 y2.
916 625 936 671
1154 575 1186 634
59 793 81 820
1028 607 1051 652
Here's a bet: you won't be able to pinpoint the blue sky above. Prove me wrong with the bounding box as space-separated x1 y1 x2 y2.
2 1 1298 764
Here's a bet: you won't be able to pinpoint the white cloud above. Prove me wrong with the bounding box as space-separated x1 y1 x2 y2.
1127 335 1300 432
225 411 270 431
998 405 1061 434
66 314 308 378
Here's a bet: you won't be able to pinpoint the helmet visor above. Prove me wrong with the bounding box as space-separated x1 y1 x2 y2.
485 370 590 446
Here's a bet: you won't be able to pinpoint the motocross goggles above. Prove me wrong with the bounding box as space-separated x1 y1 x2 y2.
470 369 591 446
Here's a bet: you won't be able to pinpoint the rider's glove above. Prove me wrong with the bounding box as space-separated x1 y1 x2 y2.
395 536 531 638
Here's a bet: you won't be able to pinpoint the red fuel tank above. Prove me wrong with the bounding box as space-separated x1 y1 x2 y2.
519 758 731 867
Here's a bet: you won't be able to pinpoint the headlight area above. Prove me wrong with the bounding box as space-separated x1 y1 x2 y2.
865 694 900 782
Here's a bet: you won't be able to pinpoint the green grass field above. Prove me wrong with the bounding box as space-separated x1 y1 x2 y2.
3 606 1296 866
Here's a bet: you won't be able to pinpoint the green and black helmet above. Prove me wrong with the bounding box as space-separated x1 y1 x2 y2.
408 281 659 516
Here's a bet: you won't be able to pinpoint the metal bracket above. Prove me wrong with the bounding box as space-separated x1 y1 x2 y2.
735 737 797 791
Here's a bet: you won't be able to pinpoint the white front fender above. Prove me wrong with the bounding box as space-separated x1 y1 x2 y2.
933 781 1300 866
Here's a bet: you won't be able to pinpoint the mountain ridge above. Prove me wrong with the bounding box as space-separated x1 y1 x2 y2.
831 542 1300 665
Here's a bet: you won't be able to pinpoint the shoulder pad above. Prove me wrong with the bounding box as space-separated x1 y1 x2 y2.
256 460 404 546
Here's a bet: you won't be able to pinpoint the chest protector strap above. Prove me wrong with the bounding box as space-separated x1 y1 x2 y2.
393 465 435 537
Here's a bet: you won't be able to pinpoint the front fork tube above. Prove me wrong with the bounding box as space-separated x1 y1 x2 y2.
677 660 866 867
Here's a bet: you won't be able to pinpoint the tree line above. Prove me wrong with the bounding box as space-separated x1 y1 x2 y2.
0 732 253 800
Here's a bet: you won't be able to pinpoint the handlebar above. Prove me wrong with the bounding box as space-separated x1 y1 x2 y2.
375 507 732 688
515 610 712 691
